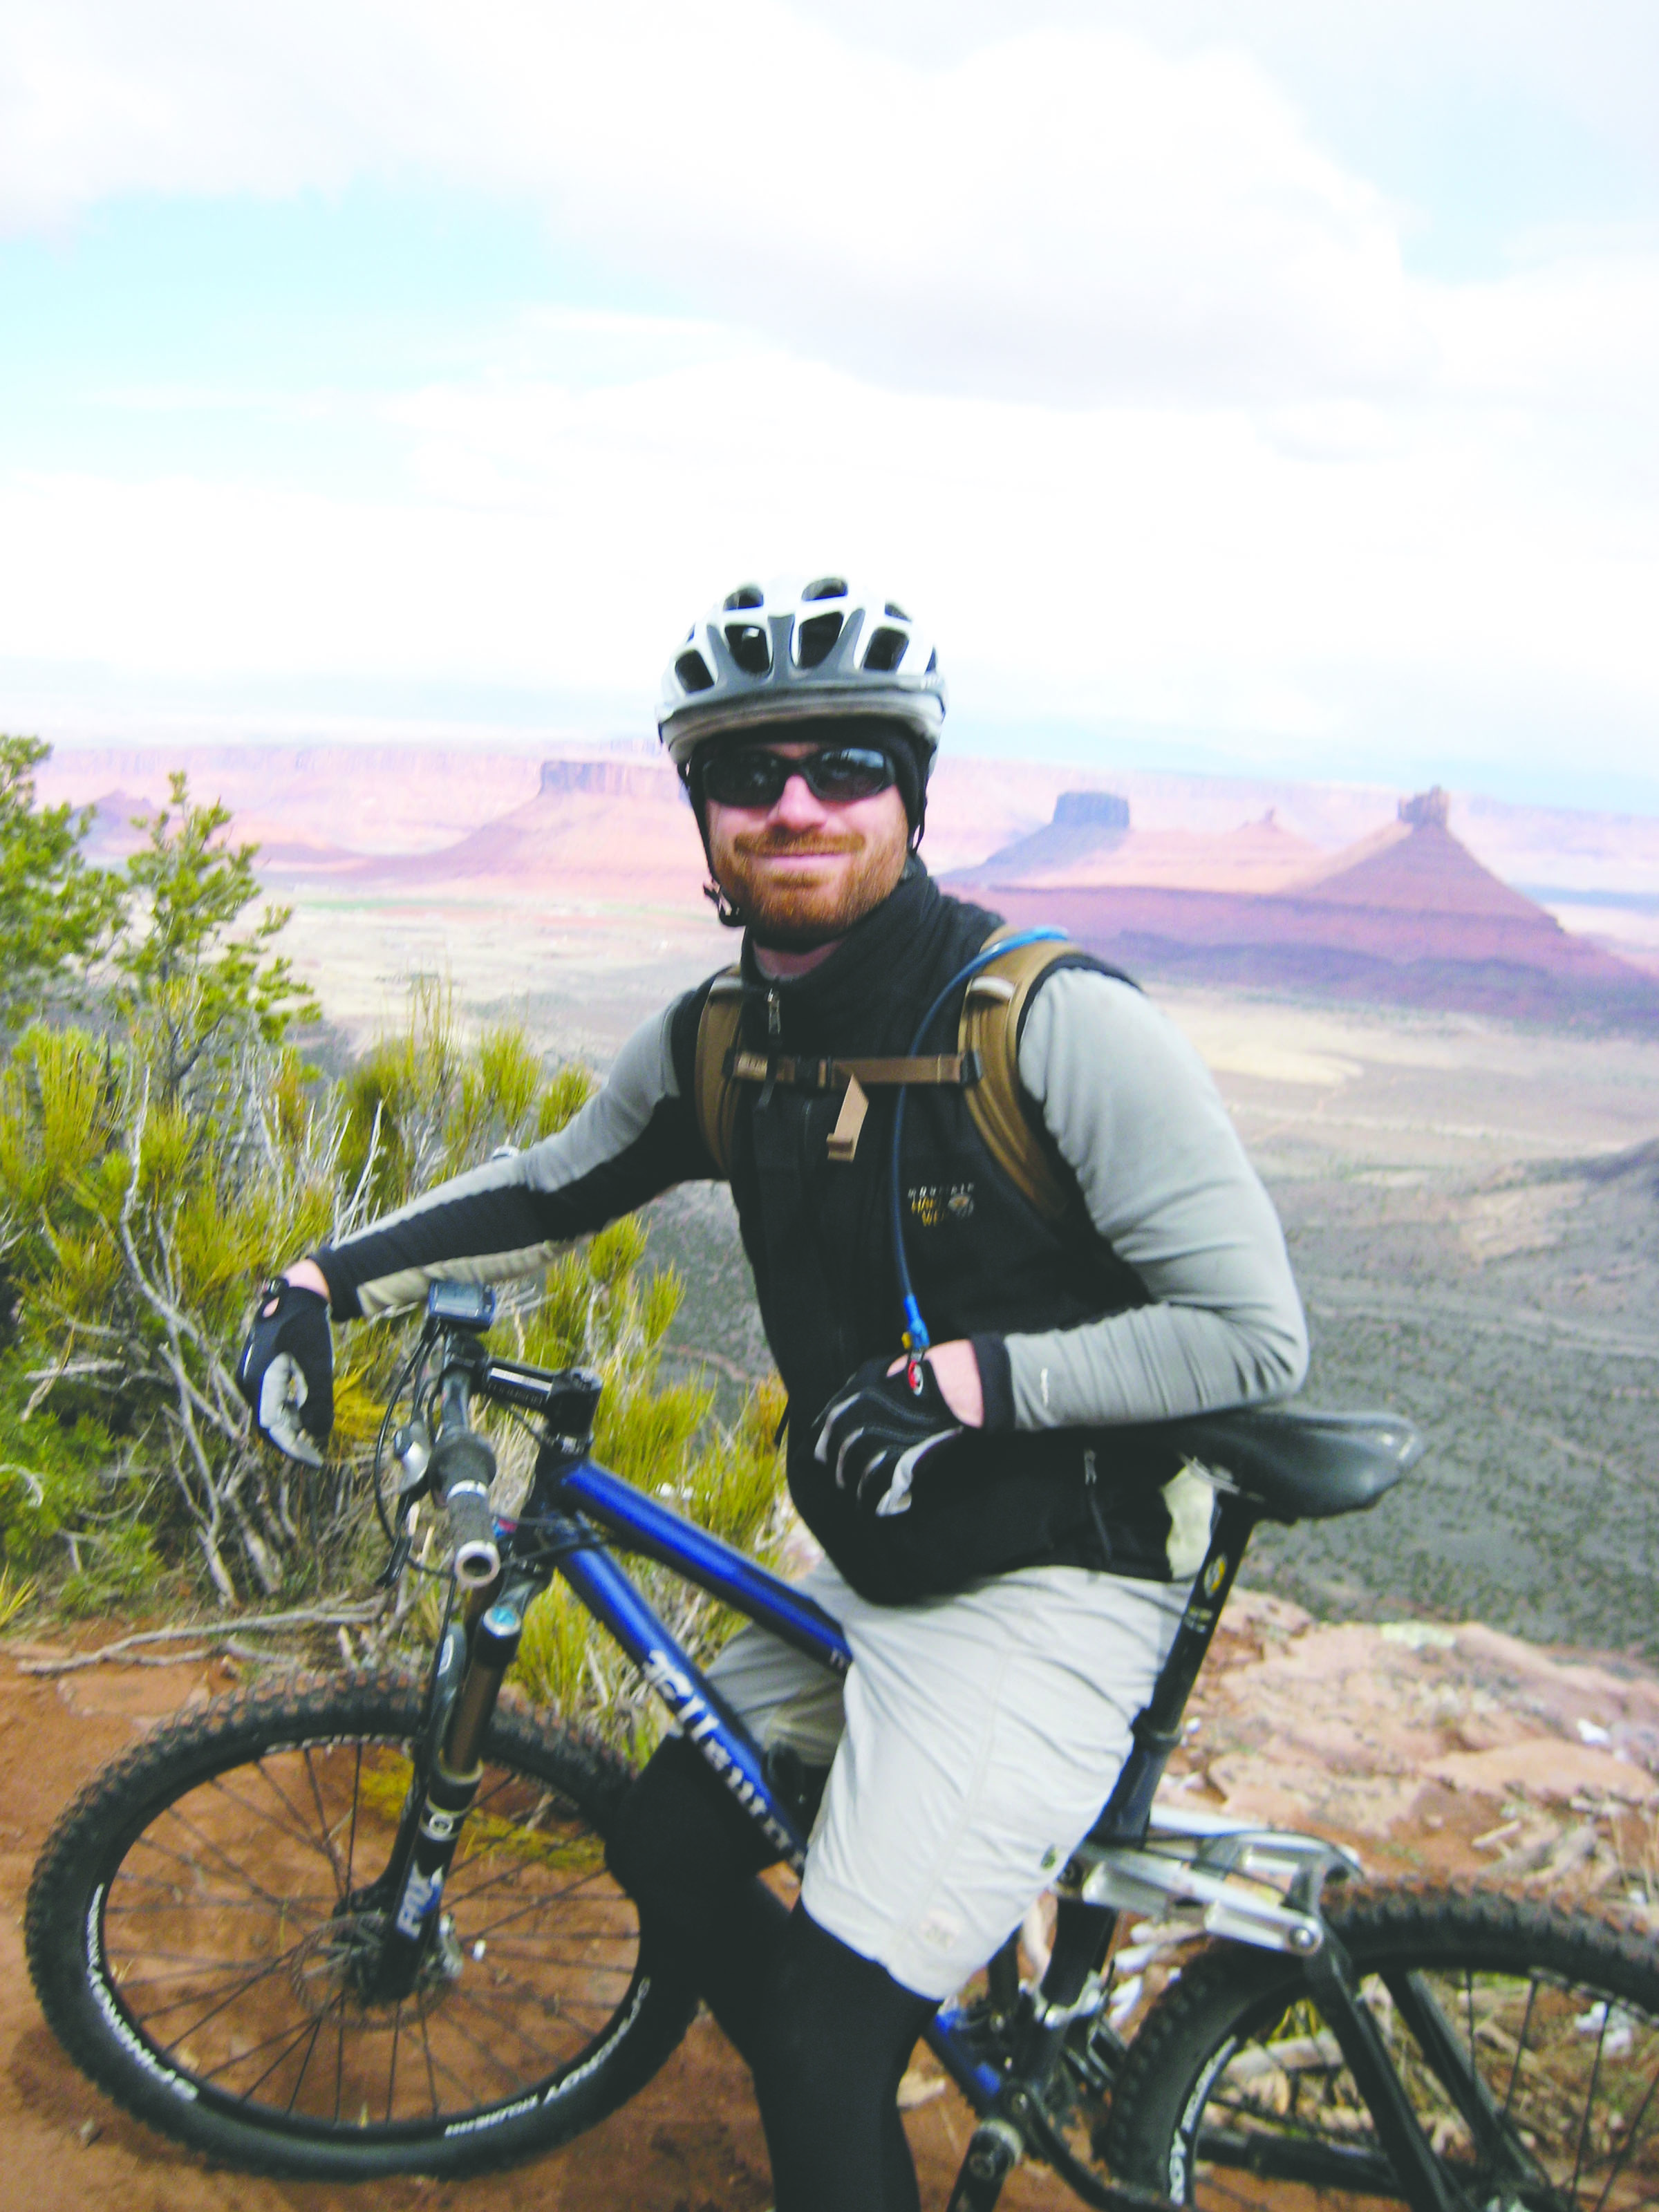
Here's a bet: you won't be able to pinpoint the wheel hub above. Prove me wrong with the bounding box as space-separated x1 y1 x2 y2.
290 1909 465 2026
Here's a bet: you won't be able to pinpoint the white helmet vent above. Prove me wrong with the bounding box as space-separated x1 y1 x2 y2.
657 574 946 767
725 621 771 675
796 610 844 668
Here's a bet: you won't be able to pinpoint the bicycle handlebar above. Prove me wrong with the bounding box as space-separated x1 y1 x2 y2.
427 1356 503 1587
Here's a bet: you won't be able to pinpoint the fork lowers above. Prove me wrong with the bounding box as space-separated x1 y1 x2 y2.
367 1596 525 2005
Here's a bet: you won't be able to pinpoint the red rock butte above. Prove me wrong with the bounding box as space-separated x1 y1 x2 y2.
952 785 1659 1023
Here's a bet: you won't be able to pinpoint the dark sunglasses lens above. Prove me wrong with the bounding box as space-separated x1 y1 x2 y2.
703 751 787 807
704 744 895 808
803 747 894 800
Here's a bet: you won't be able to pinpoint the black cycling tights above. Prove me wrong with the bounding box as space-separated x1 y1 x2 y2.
607 1736 937 2212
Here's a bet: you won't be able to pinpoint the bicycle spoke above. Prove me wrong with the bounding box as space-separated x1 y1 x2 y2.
107 1878 332 1914
126 1971 298 2025
443 1850 608 1915
386 2000 402 2126
136 1803 297 1915
206 1766 340 1863
459 1871 617 1940
110 1944 288 1973
305 1747 351 1901
145 1933 314 2052
333 1974 347 2125
419 2000 440 2120
283 2003 331 2115
196 2012 324 2089
1499 1975 1542 2132
1592 2056 1659 2212
468 1771 559 1823
475 1944 632 1967
1572 2003 1612 2206
427 1996 537 2093
344 1743 364 1893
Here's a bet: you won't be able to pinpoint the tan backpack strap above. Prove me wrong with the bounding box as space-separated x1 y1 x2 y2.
727 1051 976 1090
693 968 746 1179
959 925 1082 1225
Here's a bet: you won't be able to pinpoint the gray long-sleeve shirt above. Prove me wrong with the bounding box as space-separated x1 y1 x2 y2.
319 967 1307 1433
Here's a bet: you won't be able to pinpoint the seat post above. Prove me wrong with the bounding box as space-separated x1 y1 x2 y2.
944 1496 1265 2212
1087 1491 1261 1847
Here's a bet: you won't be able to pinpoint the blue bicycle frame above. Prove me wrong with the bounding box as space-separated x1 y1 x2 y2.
552 1458 845 1868
524 1452 1004 2107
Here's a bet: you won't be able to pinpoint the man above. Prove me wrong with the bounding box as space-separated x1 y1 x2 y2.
240 575 1308 2212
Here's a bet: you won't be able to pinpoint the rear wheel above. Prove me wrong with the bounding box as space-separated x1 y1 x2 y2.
1106 1887 1659 2209
26 1669 695 2179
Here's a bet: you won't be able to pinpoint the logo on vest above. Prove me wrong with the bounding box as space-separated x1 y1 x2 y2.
907 1181 975 1228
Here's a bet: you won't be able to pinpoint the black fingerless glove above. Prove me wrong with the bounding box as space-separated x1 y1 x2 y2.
813 1354 964 1518
236 1279 334 1465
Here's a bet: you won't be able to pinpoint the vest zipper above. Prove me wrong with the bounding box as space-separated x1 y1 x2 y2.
1083 1446 1116 1570
758 987 783 1108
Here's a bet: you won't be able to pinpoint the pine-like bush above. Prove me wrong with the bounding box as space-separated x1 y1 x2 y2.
0 755 787 1665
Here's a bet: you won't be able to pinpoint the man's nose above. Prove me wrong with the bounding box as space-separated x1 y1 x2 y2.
769 772 828 827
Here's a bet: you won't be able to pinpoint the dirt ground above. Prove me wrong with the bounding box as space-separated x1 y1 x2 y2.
8 1595 1658 2212
0 1642 1071 2212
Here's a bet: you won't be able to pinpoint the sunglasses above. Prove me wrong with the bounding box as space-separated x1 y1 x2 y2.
701 744 897 810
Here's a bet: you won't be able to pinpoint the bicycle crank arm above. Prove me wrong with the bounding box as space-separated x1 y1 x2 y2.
946 2086 1188 2212
368 1595 526 2003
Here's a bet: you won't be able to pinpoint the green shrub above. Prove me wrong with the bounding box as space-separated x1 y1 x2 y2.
0 753 787 1716
0 734 124 1035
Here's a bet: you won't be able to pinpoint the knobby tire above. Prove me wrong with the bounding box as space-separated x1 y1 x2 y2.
1103 1885 1659 2211
25 1667 696 2180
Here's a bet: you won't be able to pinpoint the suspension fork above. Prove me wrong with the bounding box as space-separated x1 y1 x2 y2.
366 1573 532 2003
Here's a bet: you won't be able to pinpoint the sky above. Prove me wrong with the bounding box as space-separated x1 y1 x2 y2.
1 1 1656 808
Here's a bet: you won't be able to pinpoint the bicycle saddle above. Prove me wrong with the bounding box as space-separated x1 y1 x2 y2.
1163 1405 1423 1521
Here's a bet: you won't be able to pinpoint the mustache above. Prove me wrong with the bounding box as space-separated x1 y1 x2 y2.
731 828 863 857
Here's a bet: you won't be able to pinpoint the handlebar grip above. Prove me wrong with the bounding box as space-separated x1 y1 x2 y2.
428 1430 501 1588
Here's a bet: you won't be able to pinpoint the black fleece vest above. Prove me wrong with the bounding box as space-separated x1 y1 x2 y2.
670 866 1183 1604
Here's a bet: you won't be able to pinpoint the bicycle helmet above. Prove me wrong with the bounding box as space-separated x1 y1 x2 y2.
658 576 947 773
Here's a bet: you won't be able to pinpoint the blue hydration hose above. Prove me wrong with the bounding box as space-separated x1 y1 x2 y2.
890 929 1067 1354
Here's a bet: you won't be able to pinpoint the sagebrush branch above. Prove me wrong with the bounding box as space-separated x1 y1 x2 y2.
16 1598 390 1675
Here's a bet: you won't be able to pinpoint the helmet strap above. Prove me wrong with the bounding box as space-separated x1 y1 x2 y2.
703 877 746 929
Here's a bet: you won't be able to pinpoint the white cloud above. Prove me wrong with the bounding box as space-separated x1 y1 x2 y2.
3 330 1653 789
0 2 1424 406
1 3 1656 798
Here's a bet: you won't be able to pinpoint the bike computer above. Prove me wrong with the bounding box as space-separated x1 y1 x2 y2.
425 1281 496 1331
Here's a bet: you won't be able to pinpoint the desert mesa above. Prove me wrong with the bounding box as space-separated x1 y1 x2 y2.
42 742 1659 1027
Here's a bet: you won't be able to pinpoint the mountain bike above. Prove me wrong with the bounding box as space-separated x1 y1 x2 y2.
26 1282 1659 2208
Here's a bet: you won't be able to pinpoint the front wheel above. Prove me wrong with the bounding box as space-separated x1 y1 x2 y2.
26 1667 695 2180
1105 1886 1659 2210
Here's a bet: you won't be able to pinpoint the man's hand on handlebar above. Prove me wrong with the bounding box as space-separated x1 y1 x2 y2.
236 1267 335 1465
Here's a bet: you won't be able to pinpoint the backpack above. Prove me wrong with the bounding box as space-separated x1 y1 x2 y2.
692 926 1089 1224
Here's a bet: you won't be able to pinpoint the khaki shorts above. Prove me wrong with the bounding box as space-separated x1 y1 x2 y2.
705 1556 1186 2000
